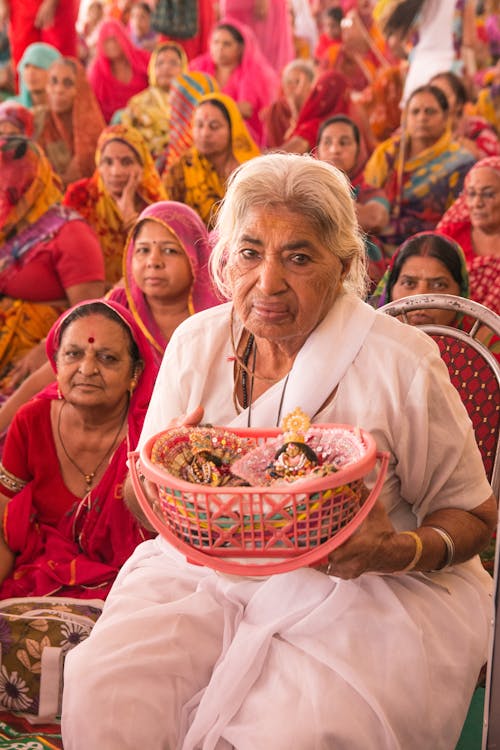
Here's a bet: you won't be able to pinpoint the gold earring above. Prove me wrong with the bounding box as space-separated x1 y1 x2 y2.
129 377 138 394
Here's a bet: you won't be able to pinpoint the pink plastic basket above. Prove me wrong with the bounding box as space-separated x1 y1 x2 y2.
129 424 389 576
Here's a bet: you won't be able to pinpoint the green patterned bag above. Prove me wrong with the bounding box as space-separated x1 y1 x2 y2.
0 597 103 721
151 0 199 38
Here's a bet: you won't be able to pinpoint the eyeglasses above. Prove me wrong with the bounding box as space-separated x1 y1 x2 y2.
464 189 498 201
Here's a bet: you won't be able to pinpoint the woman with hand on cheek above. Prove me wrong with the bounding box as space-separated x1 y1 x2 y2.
64 124 166 287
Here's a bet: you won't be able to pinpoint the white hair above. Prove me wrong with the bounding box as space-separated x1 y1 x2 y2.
210 152 368 300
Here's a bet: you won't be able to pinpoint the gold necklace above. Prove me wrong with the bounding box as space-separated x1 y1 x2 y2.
57 401 128 492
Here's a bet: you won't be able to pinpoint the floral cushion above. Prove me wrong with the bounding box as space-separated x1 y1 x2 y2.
0 597 103 720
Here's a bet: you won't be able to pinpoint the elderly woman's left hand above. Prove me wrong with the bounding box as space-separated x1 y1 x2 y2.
316 494 400 579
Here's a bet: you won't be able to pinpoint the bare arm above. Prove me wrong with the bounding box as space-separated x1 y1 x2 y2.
0 362 55 435
319 493 497 579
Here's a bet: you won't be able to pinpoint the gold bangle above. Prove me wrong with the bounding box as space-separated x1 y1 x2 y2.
398 530 423 573
427 525 455 569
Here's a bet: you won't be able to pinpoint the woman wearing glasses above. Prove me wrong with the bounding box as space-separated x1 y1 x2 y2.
437 156 500 315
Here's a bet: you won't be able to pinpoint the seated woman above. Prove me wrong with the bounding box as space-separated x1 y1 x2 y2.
120 42 188 160
279 70 377 155
34 56 106 189
218 0 295 74
62 153 496 749
0 201 221 450
371 230 466 305
261 58 316 150
0 136 105 391
12 41 60 109
0 100 34 136
159 71 219 174
363 84 476 255
88 19 150 124
316 113 388 289
370 230 500 358
63 124 167 286
110 200 221 366
189 18 279 147
128 1 158 52
437 156 500 316
319 6 391 93
0 299 156 599
163 92 260 229
430 70 500 160
316 114 389 235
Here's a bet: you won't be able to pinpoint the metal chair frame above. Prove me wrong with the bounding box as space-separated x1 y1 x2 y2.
379 293 500 749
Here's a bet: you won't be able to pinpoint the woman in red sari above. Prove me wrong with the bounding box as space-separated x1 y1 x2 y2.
437 156 500 316
279 69 376 154
0 299 157 598
34 56 105 188
88 19 150 123
189 17 279 147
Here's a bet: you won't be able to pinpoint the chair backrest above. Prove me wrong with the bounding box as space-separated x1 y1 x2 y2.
379 293 500 749
380 294 500 494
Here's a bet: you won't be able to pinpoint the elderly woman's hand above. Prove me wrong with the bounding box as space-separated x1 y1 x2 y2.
316 495 400 579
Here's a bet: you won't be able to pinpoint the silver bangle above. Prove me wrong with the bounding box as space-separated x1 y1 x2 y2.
427 525 455 569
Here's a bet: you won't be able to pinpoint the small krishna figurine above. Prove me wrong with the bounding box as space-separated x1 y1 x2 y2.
266 408 319 482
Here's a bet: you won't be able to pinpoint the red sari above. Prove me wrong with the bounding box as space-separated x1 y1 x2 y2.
436 156 500 316
88 20 150 123
0 300 157 600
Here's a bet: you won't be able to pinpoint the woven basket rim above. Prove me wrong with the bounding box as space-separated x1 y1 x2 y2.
139 423 377 496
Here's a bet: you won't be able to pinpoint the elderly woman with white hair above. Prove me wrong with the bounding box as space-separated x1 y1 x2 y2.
61 153 496 750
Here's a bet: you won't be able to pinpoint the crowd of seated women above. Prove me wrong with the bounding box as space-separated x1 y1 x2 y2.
0 0 498 738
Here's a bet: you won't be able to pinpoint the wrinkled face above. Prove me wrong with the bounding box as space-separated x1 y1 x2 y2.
227 206 348 351
99 139 141 199
209 28 243 68
192 101 231 159
464 166 500 233
391 255 461 325
316 121 358 176
22 63 48 94
47 61 77 115
131 219 193 303
154 48 183 90
406 91 448 144
56 314 136 409
129 5 151 37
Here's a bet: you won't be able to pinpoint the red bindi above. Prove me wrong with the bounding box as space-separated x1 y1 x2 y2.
88 336 95 343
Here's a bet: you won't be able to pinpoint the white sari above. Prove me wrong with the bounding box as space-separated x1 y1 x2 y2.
62 294 493 750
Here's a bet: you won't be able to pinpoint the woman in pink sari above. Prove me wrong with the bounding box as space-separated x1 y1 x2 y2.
109 200 221 367
0 299 157 599
218 0 295 74
189 17 279 147
88 19 150 123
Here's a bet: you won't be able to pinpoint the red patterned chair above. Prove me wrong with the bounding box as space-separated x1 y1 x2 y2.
380 293 500 749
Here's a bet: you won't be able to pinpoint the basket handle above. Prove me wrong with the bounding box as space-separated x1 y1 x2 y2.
128 450 163 533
